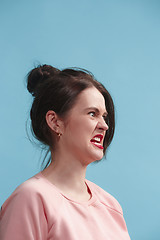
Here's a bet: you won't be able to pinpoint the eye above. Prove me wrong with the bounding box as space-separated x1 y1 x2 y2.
103 115 107 121
89 111 96 117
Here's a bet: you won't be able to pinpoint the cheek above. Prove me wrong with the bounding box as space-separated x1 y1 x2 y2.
65 120 82 141
66 119 93 141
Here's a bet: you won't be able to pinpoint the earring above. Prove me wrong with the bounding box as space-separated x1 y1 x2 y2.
57 133 61 137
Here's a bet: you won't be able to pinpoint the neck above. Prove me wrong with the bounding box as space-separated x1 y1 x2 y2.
41 148 88 195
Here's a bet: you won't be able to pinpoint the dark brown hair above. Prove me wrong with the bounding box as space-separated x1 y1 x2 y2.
27 64 115 169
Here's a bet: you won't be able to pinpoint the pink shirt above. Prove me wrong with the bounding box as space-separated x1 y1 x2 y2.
0 172 130 239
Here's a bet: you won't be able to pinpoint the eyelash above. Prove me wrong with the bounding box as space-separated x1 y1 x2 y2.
88 111 107 120
89 111 96 117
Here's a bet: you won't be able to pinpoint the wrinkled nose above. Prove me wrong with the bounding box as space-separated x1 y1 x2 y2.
97 118 109 131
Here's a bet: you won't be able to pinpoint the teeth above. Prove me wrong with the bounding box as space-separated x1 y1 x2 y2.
94 142 101 146
93 137 100 142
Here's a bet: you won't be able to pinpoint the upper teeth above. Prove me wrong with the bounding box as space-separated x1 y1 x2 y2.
93 137 101 142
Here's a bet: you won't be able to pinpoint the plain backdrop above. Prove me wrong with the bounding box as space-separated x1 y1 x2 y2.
0 0 160 239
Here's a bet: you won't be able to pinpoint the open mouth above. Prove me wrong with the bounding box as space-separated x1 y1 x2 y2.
90 134 104 150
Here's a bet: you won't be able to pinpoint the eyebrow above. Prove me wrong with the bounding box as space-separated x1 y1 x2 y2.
84 107 108 116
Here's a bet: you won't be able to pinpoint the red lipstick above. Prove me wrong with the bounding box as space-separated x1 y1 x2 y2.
90 134 104 149
91 142 104 149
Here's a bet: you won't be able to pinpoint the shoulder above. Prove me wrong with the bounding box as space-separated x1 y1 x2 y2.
86 179 123 215
1 172 62 214
0 173 56 238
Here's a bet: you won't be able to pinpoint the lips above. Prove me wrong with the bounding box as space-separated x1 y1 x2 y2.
90 134 104 149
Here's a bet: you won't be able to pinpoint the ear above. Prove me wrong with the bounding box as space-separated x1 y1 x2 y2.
46 110 64 134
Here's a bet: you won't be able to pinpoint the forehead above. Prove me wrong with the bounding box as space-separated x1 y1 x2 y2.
73 87 106 111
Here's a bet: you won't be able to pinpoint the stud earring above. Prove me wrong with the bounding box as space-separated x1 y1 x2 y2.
57 133 61 137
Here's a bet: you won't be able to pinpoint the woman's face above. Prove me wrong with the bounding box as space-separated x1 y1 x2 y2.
61 87 109 165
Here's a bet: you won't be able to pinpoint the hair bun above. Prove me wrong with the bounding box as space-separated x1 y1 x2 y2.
27 64 60 96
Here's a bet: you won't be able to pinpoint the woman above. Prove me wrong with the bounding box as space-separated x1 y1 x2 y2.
0 65 130 239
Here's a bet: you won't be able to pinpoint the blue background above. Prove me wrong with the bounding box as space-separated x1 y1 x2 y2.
0 1 160 239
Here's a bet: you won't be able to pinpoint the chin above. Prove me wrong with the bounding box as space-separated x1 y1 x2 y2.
88 142 104 160
94 155 104 161
88 151 104 163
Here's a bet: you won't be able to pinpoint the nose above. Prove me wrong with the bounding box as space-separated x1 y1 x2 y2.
97 117 109 131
